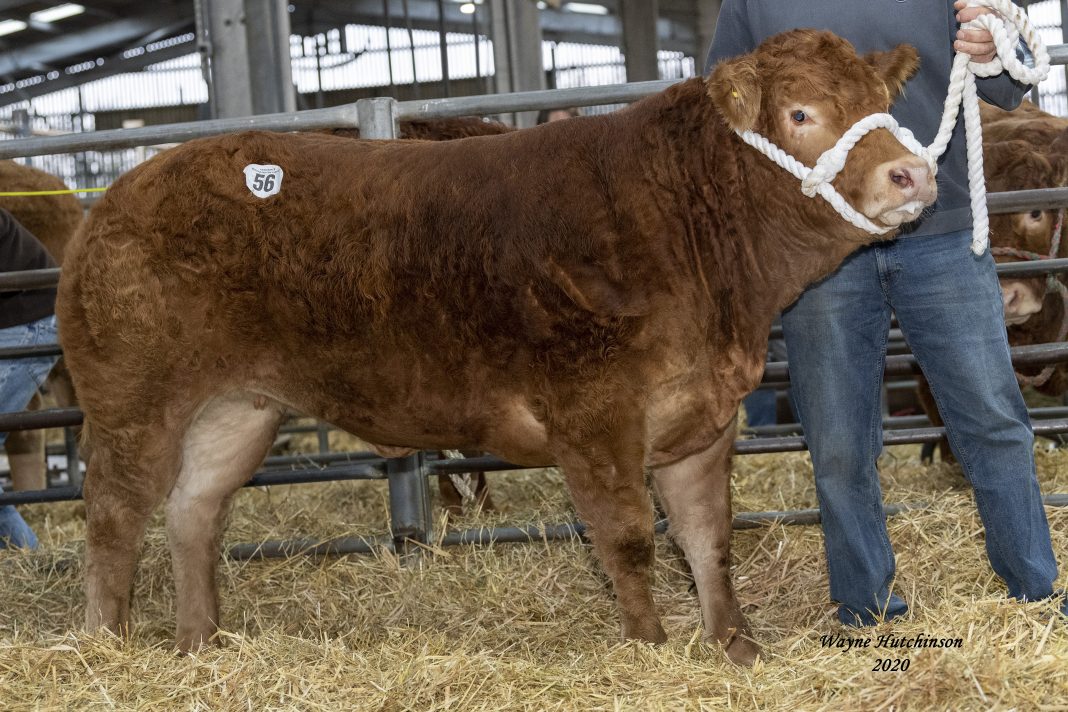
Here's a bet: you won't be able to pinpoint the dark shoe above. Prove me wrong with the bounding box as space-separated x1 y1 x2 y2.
838 594 909 627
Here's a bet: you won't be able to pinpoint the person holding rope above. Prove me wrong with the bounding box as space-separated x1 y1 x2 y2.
0 207 59 549
707 0 1066 625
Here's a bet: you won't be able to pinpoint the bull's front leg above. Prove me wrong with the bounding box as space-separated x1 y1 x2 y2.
651 417 760 666
555 428 666 644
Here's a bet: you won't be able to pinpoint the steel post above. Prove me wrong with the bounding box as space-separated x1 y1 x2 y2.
386 453 433 556
63 426 81 488
202 0 295 117
245 0 296 115
488 0 545 127
205 0 254 118
316 422 330 454
356 96 399 138
621 0 660 83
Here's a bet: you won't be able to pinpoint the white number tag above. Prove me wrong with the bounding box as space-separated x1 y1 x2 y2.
244 164 283 198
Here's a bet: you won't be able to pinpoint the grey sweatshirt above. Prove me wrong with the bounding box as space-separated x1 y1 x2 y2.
705 0 1029 238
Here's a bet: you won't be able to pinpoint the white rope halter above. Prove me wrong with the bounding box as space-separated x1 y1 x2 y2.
737 0 1050 255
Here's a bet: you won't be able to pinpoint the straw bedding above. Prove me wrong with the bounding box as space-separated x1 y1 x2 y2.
1 427 1066 710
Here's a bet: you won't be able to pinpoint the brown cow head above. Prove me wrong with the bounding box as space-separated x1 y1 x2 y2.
986 138 1068 325
707 29 934 230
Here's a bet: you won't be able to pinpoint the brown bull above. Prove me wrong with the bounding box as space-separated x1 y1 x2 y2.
1 161 82 490
57 30 934 666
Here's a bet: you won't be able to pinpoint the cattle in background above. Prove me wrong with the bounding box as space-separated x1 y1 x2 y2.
322 116 514 142
981 100 1068 149
0 160 84 263
987 137 1068 324
1 161 82 491
920 107 1068 464
58 30 935 666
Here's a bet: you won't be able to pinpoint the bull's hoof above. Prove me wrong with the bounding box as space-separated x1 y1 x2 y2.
175 627 218 654
85 623 128 642
84 611 129 640
622 618 668 644
723 635 761 667
704 627 761 666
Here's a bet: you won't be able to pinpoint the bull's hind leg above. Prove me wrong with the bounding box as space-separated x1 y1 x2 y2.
165 391 284 652
556 431 666 643
84 430 181 636
652 419 759 666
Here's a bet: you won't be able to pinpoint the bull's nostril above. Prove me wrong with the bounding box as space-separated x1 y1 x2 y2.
890 168 913 190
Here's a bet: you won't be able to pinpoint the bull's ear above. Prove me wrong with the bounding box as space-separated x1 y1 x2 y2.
864 44 920 103
707 55 761 132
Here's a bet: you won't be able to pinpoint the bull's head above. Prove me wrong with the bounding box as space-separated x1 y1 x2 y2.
986 138 1068 324
706 29 936 230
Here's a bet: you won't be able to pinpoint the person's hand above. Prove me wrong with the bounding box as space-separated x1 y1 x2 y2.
954 0 999 63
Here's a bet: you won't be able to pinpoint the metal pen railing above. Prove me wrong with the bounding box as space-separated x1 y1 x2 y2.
0 80 680 159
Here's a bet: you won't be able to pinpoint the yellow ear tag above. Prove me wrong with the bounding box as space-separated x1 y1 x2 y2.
731 90 739 98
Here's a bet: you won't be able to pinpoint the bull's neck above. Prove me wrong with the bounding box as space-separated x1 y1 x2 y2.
601 79 871 329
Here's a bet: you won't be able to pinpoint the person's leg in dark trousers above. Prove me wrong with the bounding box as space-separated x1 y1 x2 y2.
892 230 1059 604
783 243 908 625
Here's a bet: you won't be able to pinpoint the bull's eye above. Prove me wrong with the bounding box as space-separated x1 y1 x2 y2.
1030 210 1043 220
791 110 808 124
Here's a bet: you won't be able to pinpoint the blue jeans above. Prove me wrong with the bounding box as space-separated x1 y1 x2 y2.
783 230 1061 625
0 314 58 549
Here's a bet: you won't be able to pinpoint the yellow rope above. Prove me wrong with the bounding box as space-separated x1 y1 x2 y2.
0 187 108 196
